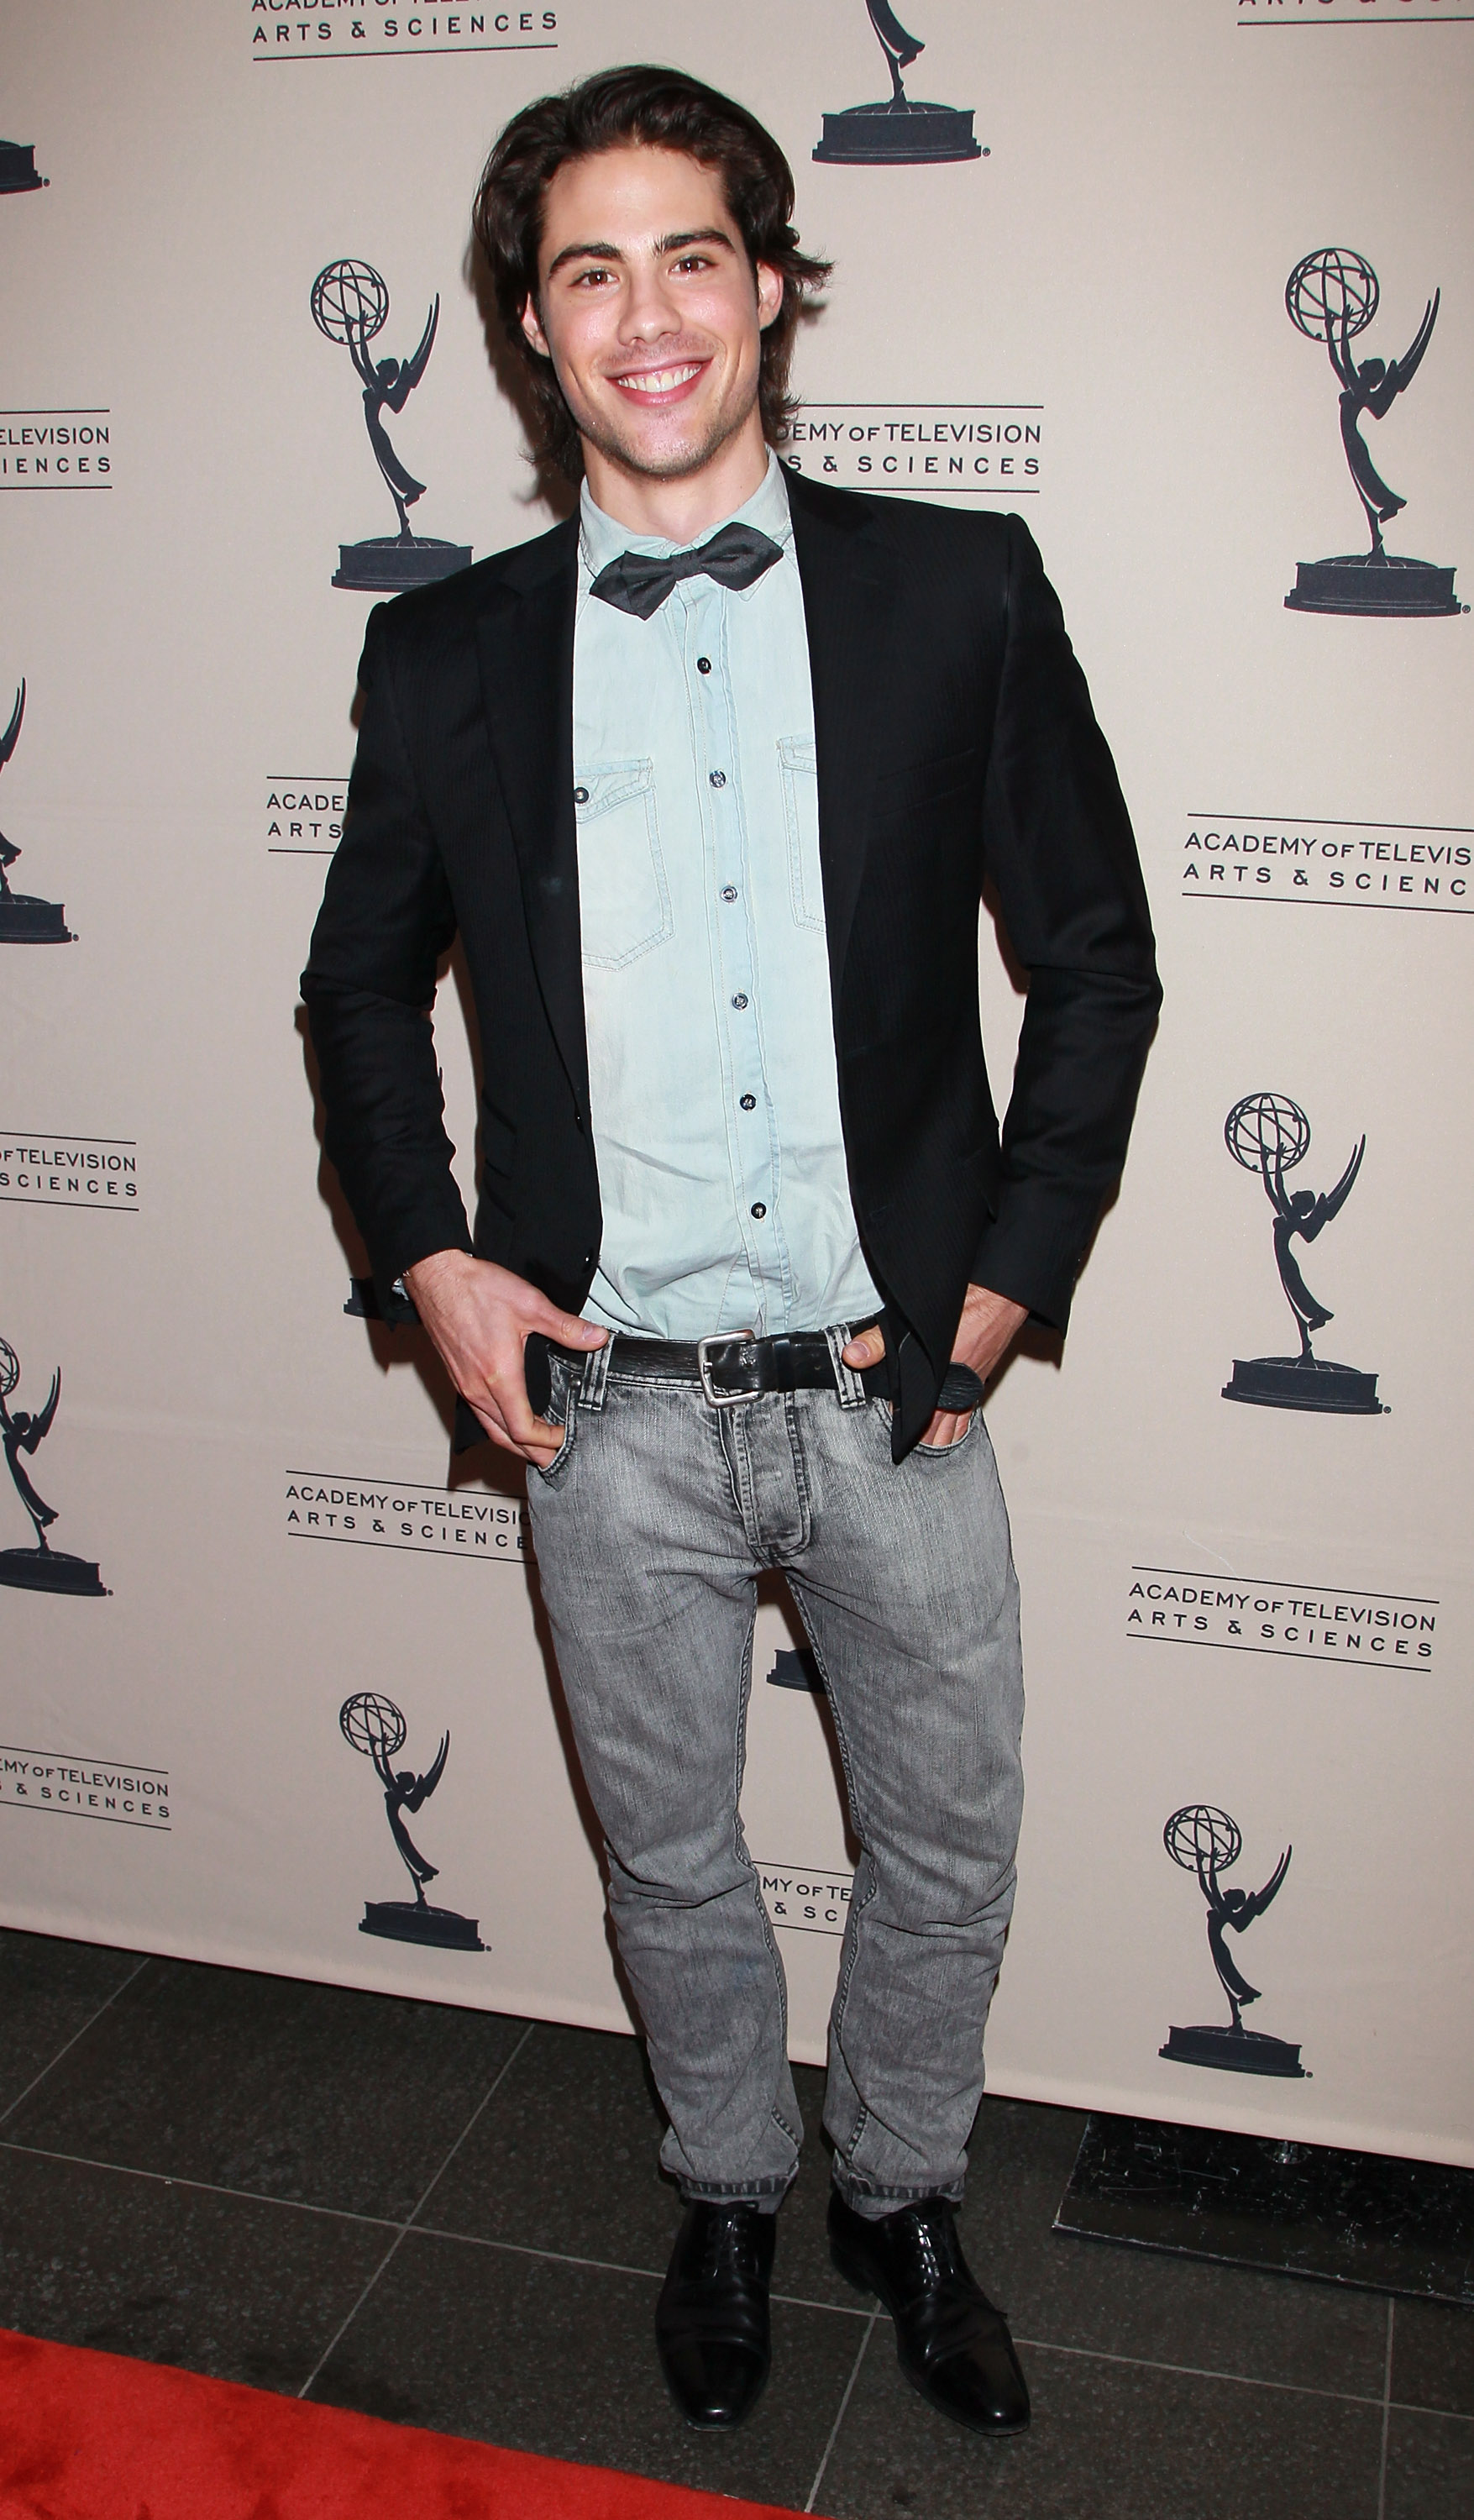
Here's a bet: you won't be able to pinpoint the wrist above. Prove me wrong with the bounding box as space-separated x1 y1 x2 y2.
965 1284 1028 1326
403 1248 476 1304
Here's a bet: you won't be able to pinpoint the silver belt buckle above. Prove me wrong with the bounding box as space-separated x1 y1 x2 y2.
697 1329 759 1408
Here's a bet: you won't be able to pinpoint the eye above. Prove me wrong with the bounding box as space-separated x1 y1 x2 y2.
674 255 712 274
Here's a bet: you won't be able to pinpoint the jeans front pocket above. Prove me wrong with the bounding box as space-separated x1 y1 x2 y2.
528 1357 579 1490
867 1394 981 1462
913 1409 980 1460
574 759 671 969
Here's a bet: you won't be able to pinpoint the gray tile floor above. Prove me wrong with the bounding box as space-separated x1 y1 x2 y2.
0 1926 1469 2517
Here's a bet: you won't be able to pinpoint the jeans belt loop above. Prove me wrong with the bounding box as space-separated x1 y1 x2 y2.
826 1321 868 1410
578 1336 612 1411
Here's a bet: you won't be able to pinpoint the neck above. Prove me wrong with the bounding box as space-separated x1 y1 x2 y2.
580 412 771 543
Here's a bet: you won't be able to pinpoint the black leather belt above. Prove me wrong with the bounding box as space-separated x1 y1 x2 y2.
549 1331 984 1414
553 1325 884 1408
510 1323 984 1441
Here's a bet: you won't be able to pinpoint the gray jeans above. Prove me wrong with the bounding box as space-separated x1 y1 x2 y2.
524 1331 1024 2218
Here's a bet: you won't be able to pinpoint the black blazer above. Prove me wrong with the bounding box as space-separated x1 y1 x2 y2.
302 468 1161 1457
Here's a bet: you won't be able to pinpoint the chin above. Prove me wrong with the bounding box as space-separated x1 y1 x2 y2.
584 401 750 485
622 441 727 483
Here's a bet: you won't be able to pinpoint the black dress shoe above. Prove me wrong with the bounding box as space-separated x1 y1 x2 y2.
828 2189 1030 2436
655 2201 776 2429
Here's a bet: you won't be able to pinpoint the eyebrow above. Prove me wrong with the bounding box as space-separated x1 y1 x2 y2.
544 227 736 280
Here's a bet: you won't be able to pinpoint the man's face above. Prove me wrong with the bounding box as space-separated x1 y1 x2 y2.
521 144 783 485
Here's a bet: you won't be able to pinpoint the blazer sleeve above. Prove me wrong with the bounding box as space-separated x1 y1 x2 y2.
300 603 474 1302
969 514 1162 1328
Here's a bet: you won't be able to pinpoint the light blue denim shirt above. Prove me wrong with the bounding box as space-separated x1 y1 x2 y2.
573 453 881 1341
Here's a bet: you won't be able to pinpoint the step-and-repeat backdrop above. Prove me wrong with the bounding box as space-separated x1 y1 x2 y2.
3 1 1470 2166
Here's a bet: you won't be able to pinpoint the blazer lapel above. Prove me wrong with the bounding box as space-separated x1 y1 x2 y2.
788 471 898 1002
474 519 589 1113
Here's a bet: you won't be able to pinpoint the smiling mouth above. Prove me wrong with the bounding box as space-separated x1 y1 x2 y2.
610 361 706 400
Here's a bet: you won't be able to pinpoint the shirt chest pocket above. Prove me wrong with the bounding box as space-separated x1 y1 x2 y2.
778 736 825 934
574 758 672 969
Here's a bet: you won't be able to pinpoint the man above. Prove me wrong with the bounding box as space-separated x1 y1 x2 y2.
303 65 1159 2440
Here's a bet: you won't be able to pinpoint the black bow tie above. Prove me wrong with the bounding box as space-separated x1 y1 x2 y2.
588 522 783 620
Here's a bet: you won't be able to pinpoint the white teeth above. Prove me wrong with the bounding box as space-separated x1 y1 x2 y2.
615 364 700 394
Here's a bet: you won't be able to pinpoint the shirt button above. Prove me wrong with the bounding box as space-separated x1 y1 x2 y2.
739 1094 756 1110
721 885 737 903
751 1202 767 1220
731 992 748 1010
696 656 712 675
709 769 727 789
573 785 589 805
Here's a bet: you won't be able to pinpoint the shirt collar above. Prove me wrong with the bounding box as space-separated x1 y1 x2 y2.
578 449 793 589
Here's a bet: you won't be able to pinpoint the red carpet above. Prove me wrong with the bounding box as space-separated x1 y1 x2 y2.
0 2328 800 2519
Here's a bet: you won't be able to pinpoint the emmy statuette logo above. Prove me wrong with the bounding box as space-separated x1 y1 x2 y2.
1285 248 1461 618
1222 1092 1384 1415
814 3 984 166
0 139 46 194
0 1337 108 1595
0 685 72 944
340 1691 485 1950
1160 1805 1306 2081
310 260 472 594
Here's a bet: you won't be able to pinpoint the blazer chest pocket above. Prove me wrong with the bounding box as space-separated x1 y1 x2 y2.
574 758 672 969
778 735 825 933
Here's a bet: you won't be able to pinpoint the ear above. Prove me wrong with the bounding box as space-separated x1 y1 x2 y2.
520 294 552 360
754 260 784 334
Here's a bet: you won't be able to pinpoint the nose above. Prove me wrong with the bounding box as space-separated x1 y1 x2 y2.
618 256 684 348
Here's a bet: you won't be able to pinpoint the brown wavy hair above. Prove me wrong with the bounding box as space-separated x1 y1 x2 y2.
472 65 831 481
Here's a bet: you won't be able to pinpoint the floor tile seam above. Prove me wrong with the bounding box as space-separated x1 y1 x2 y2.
0 2139 405 2233
1386 2399 1474 2426
772 2286 871 2321
295 2020 540 2403
0 1955 153 2131
296 2227 412 2402
804 2313 877 2514
1013 2334 1390 2411
403 2218 876 2318
409 2221 666 2286
0 2022 539 2229
400 2019 538 2232
1377 2300 1394 2520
